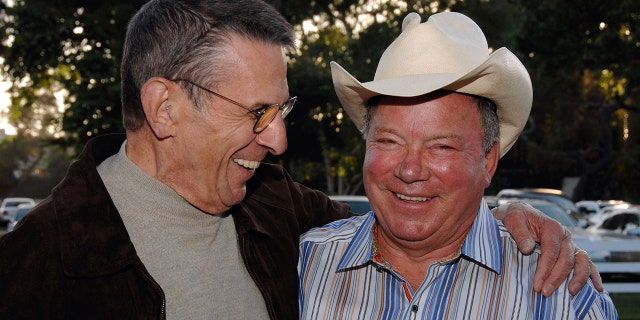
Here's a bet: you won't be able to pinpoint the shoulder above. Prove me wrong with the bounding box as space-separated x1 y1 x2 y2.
298 213 373 275
300 213 370 245
1 198 58 244
242 164 351 232
0 198 60 279
497 220 542 256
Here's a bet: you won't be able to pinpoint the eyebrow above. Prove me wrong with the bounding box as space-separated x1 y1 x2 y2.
373 126 465 144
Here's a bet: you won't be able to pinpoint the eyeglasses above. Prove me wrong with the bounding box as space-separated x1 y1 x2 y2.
172 78 296 133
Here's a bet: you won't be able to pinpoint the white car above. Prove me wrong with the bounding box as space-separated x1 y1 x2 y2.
576 200 630 217
0 197 36 227
587 208 640 237
7 203 35 232
588 203 634 226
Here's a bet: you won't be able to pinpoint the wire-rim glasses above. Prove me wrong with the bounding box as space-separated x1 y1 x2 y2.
172 78 296 133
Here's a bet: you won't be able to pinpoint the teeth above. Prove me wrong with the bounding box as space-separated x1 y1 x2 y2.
233 159 261 170
396 193 430 202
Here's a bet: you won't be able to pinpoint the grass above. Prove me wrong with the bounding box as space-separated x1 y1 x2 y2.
611 293 640 319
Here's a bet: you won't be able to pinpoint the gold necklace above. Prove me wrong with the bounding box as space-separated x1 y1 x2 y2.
372 221 464 264
372 222 387 264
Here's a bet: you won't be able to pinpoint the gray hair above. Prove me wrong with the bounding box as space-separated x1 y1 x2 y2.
362 91 500 154
121 0 295 130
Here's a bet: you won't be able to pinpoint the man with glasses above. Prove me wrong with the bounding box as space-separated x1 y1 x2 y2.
171 79 297 134
0 1 600 319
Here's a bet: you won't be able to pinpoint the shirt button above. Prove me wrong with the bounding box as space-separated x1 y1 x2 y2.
412 305 418 312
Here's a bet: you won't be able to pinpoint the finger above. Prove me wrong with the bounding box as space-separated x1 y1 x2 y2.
590 263 604 292
492 204 508 220
500 202 537 253
578 254 604 292
528 212 563 292
539 228 575 296
568 249 591 295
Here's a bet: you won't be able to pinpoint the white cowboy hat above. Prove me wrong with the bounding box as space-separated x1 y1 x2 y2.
331 11 532 157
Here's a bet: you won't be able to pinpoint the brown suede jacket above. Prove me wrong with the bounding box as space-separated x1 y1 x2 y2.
0 134 351 319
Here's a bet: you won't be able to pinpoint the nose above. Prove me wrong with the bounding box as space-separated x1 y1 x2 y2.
395 148 428 183
255 111 288 155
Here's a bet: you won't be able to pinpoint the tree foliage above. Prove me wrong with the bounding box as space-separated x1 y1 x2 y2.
0 0 638 201
0 135 69 199
510 0 640 201
1 0 145 149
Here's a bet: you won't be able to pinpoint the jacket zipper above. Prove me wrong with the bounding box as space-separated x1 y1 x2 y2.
137 264 166 320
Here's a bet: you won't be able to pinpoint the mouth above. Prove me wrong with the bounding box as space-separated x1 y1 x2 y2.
233 158 261 170
395 193 431 202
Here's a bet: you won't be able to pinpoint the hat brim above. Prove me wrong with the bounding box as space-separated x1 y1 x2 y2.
331 48 532 157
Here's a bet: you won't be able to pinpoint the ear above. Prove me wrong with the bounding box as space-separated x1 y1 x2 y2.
141 77 175 139
483 140 500 187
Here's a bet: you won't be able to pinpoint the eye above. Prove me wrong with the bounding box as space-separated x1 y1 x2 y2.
249 105 272 119
371 137 402 151
377 138 397 145
429 144 458 156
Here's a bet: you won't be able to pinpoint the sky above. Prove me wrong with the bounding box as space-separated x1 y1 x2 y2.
0 81 15 136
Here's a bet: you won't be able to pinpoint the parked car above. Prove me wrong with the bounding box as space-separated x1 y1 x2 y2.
496 188 584 223
575 201 601 216
498 198 582 228
329 195 372 215
0 197 36 227
7 203 35 232
572 228 640 263
587 202 634 226
497 198 621 262
586 208 640 237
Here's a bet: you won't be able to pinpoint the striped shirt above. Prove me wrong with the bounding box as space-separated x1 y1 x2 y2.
298 200 617 319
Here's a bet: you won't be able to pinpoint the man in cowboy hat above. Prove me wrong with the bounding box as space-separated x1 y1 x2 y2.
298 12 616 319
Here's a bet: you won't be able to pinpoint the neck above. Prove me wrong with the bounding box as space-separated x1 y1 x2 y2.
373 221 467 289
125 129 230 215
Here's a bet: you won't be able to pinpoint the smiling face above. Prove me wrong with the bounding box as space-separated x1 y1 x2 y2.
156 35 291 213
363 92 499 254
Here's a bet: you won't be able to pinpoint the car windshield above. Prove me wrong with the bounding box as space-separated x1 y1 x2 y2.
15 207 32 220
600 213 640 231
530 202 578 227
6 201 30 207
497 189 579 214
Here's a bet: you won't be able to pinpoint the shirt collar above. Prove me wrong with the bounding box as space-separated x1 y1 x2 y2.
336 199 503 274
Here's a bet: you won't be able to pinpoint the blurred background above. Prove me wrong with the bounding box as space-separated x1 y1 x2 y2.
0 0 639 317
0 0 638 203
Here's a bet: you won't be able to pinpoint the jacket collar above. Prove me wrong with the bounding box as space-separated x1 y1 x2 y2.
53 134 141 277
54 134 282 276
231 163 296 237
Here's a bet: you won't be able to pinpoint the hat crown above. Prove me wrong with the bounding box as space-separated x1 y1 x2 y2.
330 11 532 158
375 12 490 81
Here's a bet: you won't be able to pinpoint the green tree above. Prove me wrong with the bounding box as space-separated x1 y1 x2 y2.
1 0 145 152
511 0 640 201
3 0 638 201
0 135 69 199
284 0 403 194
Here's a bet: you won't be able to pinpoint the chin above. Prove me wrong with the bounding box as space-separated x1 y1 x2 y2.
389 222 435 239
228 185 248 205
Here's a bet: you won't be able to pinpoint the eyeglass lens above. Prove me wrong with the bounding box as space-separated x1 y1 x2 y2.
254 97 296 133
